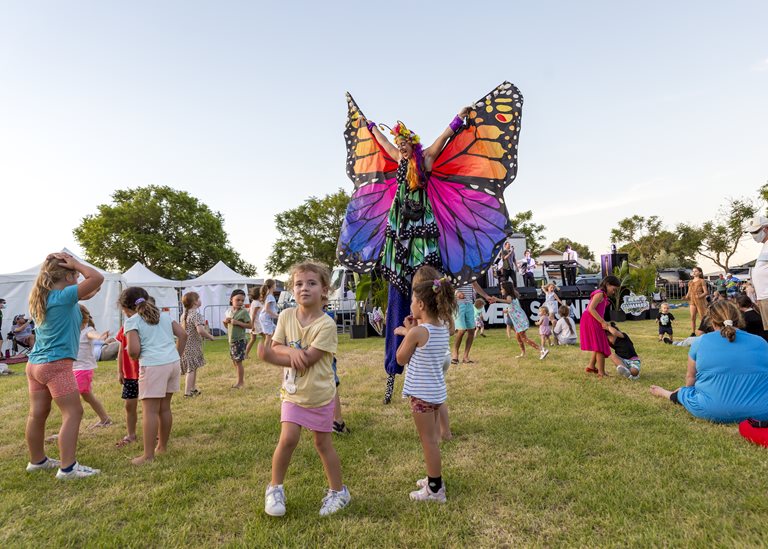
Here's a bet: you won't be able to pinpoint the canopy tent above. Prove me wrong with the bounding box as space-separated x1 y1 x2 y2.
181 261 262 330
0 249 125 345
122 262 181 315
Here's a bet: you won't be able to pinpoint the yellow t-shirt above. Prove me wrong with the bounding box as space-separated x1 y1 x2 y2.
273 308 337 408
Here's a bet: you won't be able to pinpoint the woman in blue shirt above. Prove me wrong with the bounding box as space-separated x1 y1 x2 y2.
650 300 768 423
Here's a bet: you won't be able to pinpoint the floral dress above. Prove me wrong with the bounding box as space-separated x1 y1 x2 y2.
180 309 206 374
508 299 530 333
381 159 441 294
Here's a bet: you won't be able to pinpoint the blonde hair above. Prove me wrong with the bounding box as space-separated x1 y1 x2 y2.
181 292 199 329
539 305 549 316
287 262 331 296
708 300 744 343
79 305 95 329
29 255 76 324
119 287 160 325
474 298 485 309
259 279 276 302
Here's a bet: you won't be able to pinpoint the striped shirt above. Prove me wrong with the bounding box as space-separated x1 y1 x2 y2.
456 283 475 304
402 323 449 404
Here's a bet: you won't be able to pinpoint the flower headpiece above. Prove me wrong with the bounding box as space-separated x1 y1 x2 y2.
391 120 420 145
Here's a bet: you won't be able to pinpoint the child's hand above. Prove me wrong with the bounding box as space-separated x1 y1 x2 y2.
403 315 416 329
288 347 308 372
118 372 124 385
50 252 78 270
456 291 465 300
222 317 231 325
394 326 408 336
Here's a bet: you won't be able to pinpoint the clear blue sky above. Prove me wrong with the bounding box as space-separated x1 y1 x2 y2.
2 1 767 275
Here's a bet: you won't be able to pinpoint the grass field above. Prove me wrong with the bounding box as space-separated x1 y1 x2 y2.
2 305 768 547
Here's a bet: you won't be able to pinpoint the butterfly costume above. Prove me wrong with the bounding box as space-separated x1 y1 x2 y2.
337 82 524 394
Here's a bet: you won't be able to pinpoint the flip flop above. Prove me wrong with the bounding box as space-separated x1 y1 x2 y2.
450 359 459 365
462 359 475 364
115 436 135 448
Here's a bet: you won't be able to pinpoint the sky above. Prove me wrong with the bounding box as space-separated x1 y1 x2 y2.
1 1 767 277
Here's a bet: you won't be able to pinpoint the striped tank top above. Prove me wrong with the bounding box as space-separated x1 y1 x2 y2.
456 283 475 304
402 323 449 404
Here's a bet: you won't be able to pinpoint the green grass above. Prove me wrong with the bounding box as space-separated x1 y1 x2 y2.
2 305 768 547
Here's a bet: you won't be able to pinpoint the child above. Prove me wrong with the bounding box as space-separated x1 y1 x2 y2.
580 275 620 377
258 261 350 517
473 298 486 338
606 322 641 380
501 282 548 360
114 321 140 448
73 305 113 428
25 252 104 479
395 265 456 502
657 302 675 344
537 305 553 348
120 287 187 465
180 292 215 397
542 282 563 323
245 287 263 359
223 289 251 389
502 292 515 339
553 305 578 345
258 279 278 346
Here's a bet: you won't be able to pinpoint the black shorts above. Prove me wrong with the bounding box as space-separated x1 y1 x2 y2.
659 326 673 336
121 379 139 400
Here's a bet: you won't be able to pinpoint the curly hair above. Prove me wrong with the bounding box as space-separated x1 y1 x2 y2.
287 262 331 295
411 266 456 324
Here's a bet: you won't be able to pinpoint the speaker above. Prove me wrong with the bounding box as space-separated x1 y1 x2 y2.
516 287 538 300
601 253 629 278
559 285 582 299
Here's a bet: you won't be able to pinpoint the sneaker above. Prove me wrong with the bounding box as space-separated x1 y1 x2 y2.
409 484 447 503
616 365 631 378
25 457 61 472
319 485 351 516
539 348 550 360
333 421 350 434
416 477 428 488
265 484 286 517
55 462 100 480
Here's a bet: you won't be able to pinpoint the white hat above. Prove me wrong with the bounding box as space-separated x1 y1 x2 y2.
744 215 768 233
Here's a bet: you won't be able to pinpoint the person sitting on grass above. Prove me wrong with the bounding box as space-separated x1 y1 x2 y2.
735 293 768 342
553 305 577 345
605 322 640 380
673 314 714 347
650 300 768 423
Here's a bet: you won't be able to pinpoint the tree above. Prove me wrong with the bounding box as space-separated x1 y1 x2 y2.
550 238 595 261
609 215 702 268
509 210 546 256
265 189 351 275
697 197 757 272
73 185 255 279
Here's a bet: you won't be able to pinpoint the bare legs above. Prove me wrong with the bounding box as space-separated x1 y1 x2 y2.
413 410 441 479
132 393 172 465
690 305 698 335
586 351 607 377
81 391 111 425
184 370 197 395
26 390 84 468
232 360 244 389
650 385 675 399
453 330 476 362
245 333 259 359
270 422 343 491
515 330 540 357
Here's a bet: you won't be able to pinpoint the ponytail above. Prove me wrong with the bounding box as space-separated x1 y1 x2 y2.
259 279 275 302
411 266 457 324
707 300 744 343
119 287 160 325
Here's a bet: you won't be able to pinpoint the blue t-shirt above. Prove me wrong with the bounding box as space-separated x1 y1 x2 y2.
123 313 180 367
677 330 768 423
28 285 82 364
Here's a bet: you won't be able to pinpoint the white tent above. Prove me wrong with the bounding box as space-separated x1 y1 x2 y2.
122 262 181 316
181 261 262 331
0 249 125 346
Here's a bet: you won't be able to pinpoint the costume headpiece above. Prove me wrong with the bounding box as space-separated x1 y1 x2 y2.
391 121 420 145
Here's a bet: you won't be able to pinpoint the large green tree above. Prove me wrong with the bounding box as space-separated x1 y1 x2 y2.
610 215 702 268
265 188 351 275
509 210 546 256
73 185 255 279
550 238 595 261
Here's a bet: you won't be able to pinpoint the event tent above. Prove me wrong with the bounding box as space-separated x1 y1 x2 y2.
122 262 181 315
181 261 262 330
0 249 125 343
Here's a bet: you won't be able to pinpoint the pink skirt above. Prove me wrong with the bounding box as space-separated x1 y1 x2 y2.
281 399 335 432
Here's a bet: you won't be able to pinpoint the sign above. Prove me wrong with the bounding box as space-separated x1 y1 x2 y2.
620 292 649 317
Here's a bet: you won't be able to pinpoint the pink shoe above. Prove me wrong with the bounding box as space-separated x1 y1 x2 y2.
409 484 446 503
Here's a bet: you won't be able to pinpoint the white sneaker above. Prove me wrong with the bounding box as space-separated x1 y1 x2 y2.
55 462 100 480
540 348 550 360
616 365 631 378
416 477 428 488
265 484 286 517
26 457 61 472
409 484 447 503
319 486 351 516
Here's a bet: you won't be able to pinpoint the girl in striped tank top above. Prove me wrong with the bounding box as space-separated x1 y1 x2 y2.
395 266 457 502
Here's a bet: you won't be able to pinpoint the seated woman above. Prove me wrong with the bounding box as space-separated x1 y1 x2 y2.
12 314 35 349
650 300 768 423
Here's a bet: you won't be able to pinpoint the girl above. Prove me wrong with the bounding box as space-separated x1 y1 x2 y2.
473 298 486 338
223 289 251 389
120 287 187 465
114 323 140 448
502 291 515 339
554 305 578 345
25 252 104 479
685 266 709 336
395 265 456 502
245 287 263 359
258 262 350 517
580 275 621 377
258 279 278 346
501 282 548 360
73 305 113 428
537 305 553 348
542 282 563 322
180 292 215 397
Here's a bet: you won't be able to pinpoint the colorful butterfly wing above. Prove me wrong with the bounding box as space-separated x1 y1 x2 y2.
429 81 523 284
337 93 399 273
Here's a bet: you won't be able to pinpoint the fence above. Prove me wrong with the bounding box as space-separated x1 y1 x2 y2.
655 281 714 301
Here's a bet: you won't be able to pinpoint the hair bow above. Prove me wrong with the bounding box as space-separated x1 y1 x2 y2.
432 277 448 293
723 319 734 327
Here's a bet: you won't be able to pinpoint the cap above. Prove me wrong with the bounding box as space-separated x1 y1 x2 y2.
744 215 768 233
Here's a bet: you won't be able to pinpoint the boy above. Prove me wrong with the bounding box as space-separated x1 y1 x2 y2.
657 302 675 344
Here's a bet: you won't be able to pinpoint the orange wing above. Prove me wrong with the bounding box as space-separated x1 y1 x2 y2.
344 93 398 188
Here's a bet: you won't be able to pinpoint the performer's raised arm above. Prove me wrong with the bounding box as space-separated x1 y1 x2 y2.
361 116 400 160
423 106 470 168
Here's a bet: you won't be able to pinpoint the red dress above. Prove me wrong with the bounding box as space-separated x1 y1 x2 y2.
580 289 611 356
